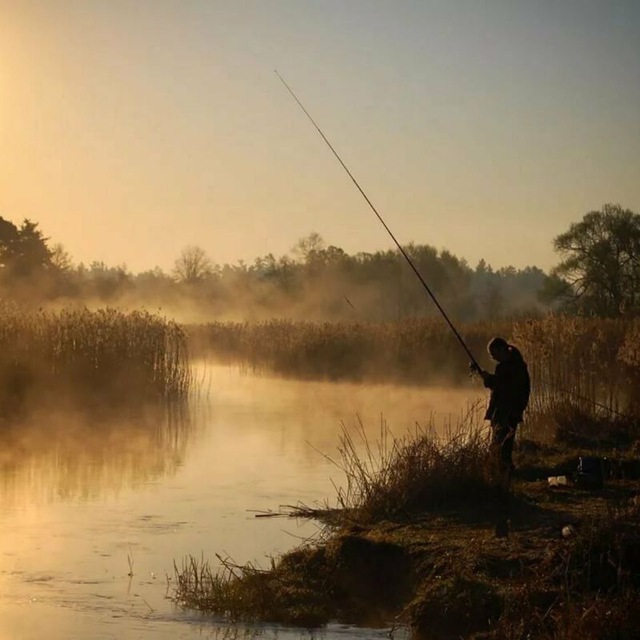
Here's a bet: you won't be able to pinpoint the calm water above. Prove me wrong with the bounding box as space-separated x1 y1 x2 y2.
0 365 480 640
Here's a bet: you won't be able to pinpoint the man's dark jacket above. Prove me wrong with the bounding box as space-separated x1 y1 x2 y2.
483 347 530 424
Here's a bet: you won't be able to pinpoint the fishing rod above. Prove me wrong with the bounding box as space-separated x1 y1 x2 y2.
275 72 640 422
274 70 481 370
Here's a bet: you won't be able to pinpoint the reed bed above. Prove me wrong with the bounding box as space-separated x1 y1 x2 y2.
191 316 640 422
0 305 191 414
188 318 507 385
513 316 640 420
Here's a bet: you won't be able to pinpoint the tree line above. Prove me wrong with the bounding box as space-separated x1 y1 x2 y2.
0 203 637 322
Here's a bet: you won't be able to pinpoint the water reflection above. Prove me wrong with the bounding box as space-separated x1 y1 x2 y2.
0 366 474 640
0 402 195 505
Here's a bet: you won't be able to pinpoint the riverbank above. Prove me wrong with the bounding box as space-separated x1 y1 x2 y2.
174 418 640 639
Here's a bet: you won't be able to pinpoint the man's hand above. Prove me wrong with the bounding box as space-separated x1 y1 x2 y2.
470 362 490 382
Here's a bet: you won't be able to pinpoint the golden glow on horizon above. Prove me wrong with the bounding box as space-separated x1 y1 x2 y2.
0 1 638 273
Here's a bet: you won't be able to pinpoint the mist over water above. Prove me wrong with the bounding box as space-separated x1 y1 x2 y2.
0 365 480 639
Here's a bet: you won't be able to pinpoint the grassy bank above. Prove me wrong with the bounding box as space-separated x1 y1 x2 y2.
173 408 640 638
0 305 191 416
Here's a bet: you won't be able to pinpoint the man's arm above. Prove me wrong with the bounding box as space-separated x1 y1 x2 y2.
470 362 497 388
480 370 497 389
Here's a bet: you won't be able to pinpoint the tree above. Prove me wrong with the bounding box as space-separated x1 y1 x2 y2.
548 204 640 316
85 261 132 299
173 245 213 284
50 243 73 272
0 217 53 278
292 232 325 264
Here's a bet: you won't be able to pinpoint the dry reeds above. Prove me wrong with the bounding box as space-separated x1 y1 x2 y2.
188 318 506 384
330 402 496 523
173 555 268 622
173 550 331 627
192 316 640 421
512 315 640 420
0 304 191 414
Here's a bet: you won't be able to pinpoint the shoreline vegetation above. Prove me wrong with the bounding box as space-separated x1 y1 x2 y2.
177 315 640 638
0 305 191 419
2 303 639 636
174 407 640 638
188 316 640 416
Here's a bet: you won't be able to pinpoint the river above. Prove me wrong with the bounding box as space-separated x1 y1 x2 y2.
0 365 481 640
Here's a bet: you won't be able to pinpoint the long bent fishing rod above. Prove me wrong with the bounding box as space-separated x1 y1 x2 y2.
274 70 480 370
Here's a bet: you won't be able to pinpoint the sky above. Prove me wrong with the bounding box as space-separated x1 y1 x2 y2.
1 0 638 273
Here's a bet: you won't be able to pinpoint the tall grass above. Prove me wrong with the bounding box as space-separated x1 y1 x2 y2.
331 402 495 523
191 316 640 420
0 305 191 414
173 551 331 627
514 316 640 419
188 318 507 384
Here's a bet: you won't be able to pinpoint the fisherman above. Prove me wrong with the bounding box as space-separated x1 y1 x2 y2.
471 337 530 488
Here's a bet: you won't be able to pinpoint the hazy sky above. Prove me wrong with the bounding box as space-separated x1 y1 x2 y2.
1 0 638 273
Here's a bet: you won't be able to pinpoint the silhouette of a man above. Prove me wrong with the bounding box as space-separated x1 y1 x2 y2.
471 337 530 488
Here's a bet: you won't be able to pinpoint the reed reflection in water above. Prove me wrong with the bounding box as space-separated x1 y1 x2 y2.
0 403 195 505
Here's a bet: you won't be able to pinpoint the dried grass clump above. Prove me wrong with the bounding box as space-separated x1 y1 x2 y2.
174 536 412 627
173 551 331 627
173 555 270 622
549 405 639 450
330 403 496 524
0 304 191 414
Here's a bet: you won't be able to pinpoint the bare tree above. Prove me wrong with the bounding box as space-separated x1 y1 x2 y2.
50 243 73 272
292 232 325 264
173 245 213 284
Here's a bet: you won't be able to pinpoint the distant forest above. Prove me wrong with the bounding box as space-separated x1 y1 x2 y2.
0 217 547 323
3 203 638 322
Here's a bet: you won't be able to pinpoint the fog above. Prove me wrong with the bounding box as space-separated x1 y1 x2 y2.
0 216 547 326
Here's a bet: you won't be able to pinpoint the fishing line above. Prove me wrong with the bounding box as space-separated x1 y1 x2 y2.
274 70 480 369
536 380 634 421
